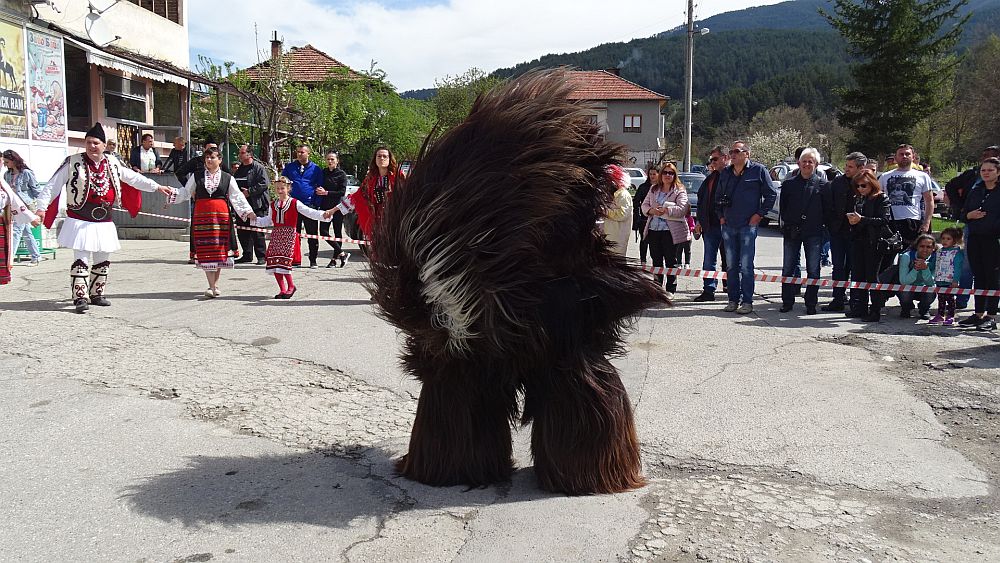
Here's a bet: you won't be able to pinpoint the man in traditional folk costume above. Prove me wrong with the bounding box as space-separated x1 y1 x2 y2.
41 123 173 313
165 146 256 298
1 177 40 285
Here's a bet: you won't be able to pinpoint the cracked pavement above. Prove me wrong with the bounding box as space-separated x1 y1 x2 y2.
1 235 998 562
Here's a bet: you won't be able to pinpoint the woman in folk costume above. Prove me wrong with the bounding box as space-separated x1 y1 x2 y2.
1 177 40 285
334 147 404 249
264 176 333 299
167 146 256 298
602 164 633 255
41 123 174 313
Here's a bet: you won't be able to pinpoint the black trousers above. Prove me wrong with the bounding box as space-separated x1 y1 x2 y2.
647 229 677 293
297 215 319 266
967 234 1000 315
319 212 344 257
236 220 266 261
849 240 886 312
891 218 922 248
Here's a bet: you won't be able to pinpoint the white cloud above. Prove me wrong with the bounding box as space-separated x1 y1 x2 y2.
190 0 786 91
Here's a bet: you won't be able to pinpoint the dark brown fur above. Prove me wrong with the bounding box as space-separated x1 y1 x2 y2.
370 69 666 494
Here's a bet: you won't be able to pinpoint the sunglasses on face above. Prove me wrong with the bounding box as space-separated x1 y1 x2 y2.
729 149 746 155
709 156 720 162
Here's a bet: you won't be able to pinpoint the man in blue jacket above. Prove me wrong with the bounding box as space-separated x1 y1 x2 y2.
717 140 778 314
281 144 325 267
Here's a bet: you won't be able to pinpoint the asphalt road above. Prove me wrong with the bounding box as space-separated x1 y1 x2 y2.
1 228 997 562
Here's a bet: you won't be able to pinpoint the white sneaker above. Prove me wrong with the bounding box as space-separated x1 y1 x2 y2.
723 301 738 312
736 303 754 314
213 287 221 297
204 288 216 298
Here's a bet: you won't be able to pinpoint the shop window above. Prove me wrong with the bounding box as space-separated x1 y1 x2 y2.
65 45 91 132
104 74 147 123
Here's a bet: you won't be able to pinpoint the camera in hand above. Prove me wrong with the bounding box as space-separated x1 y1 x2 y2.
717 194 732 209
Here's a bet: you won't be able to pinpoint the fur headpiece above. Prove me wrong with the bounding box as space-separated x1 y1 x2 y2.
85 123 106 143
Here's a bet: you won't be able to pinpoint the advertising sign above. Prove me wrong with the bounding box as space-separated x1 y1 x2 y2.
26 29 65 143
0 20 27 139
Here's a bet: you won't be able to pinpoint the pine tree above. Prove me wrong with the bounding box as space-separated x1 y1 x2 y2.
822 0 969 157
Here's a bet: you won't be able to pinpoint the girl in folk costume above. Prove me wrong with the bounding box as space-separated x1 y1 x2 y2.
41 123 173 313
167 147 257 298
264 176 333 299
1 177 40 285
602 164 633 255
334 147 404 246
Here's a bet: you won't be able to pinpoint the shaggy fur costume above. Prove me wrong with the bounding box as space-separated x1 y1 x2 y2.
369 69 668 495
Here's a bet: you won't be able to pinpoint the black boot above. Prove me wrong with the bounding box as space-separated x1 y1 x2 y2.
863 307 881 323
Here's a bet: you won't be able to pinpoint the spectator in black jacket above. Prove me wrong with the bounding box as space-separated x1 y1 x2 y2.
631 164 658 264
944 146 999 220
129 133 162 173
319 151 349 268
820 151 866 311
692 145 729 301
161 137 190 180
846 170 893 322
957 157 1000 331
233 144 269 264
779 147 828 314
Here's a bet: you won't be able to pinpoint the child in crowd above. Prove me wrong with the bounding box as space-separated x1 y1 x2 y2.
263 176 333 299
930 227 965 326
897 234 937 320
675 211 696 268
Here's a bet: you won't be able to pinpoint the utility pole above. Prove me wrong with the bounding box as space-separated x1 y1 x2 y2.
683 0 694 173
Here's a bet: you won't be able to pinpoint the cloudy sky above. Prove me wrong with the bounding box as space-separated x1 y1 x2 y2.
190 0 785 92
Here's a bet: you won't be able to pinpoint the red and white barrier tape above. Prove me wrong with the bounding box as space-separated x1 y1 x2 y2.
114 208 998 297
115 208 369 245
641 266 1000 297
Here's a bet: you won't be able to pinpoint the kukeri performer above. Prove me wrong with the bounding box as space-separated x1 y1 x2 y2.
370 70 666 495
164 146 256 298
1 177 40 285
262 176 333 299
40 123 174 313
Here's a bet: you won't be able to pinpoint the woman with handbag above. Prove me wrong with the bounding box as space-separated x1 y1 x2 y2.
641 162 690 301
845 170 894 321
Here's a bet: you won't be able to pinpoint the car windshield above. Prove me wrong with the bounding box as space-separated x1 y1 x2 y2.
681 176 703 193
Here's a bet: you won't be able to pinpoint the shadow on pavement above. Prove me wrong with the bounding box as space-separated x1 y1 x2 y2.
122 446 554 528
245 299 373 307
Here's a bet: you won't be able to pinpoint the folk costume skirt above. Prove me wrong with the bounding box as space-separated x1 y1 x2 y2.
193 198 234 271
58 217 121 253
0 211 10 285
265 225 298 275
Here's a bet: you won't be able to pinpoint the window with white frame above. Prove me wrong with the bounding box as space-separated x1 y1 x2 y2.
104 74 148 123
623 114 642 133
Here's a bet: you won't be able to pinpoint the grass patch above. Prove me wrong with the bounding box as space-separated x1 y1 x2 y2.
932 217 964 233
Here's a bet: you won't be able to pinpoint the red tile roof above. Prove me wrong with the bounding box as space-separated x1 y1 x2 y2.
567 70 668 102
243 44 364 83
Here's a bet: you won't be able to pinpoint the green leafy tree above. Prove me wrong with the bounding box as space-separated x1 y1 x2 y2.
822 0 969 157
432 68 502 132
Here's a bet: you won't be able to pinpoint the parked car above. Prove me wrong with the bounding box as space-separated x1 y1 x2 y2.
623 167 647 189
929 179 947 216
678 172 706 214
691 164 708 175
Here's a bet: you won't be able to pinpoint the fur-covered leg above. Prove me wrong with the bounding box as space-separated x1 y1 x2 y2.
397 363 518 487
525 358 644 495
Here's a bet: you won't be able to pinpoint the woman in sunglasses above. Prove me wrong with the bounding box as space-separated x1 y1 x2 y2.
640 162 690 300
845 170 893 321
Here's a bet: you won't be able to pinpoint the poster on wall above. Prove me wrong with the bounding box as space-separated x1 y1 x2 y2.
0 20 27 139
26 30 65 143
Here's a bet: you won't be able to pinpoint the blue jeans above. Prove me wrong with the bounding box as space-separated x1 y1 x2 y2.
10 222 40 261
722 223 758 304
782 234 823 307
899 290 936 314
701 225 725 291
828 232 852 302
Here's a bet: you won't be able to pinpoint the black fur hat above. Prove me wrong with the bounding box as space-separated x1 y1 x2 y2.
85 123 106 143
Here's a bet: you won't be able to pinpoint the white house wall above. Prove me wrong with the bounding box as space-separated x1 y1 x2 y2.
35 0 188 69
